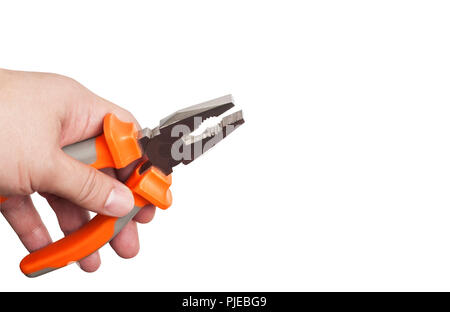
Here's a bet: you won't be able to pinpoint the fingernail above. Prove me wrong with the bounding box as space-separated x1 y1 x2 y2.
104 186 134 217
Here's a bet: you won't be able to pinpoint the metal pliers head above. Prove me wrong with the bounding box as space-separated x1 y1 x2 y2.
138 94 245 175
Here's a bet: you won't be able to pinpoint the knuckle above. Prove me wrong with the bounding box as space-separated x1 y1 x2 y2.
76 168 104 207
113 107 140 128
16 161 34 195
18 223 47 244
31 154 61 192
49 72 78 87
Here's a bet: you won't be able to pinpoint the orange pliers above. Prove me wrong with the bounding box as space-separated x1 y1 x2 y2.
0 95 244 277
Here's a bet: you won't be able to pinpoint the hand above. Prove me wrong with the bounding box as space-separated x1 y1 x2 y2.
0 68 156 272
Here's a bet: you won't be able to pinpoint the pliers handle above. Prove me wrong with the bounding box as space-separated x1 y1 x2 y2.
1 114 172 277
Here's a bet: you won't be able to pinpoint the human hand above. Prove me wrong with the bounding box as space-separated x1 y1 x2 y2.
0 68 155 272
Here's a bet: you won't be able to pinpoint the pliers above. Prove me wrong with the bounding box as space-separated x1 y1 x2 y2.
0 94 244 277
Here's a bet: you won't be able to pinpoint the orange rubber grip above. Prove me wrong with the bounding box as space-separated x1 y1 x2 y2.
90 134 115 169
20 163 172 277
20 212 127 277
65 113 143 170
103 113 142 169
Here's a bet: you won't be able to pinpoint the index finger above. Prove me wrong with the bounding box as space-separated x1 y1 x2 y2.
57 77 140 147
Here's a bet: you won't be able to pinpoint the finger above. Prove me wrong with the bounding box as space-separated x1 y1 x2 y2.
58 77 141 146
0 195 52 252
39 150 134 217
114 159 157 225
44 194 101 273
77 251 101 272
109 220 140 259
133 205 156 224
112 163 157 224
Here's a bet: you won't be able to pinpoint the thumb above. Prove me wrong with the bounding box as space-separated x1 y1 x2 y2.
40 151 134 217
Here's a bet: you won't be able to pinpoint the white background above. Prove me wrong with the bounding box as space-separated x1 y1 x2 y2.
1 0 450 291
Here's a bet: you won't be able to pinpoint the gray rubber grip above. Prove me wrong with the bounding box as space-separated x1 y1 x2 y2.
62 137 98 165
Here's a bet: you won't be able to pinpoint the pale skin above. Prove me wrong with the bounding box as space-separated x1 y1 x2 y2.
0 68 156 272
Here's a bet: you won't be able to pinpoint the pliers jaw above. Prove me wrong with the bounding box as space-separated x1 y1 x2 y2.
179 109 244 165
139 94 245 175
158 94 235 135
